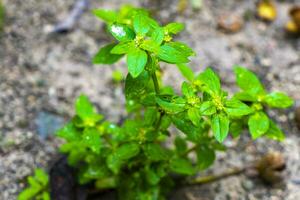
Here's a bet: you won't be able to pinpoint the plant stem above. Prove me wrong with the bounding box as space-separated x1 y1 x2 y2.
152 72 160 95
186 167 246 185
155 111 164 131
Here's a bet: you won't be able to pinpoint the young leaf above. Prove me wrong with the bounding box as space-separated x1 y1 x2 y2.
143 143 169 161
93 9 118 23
164 22 185 34
197 68 221 95
127 48 148 78
264 92 293 108
265 120 285 141
108 23 135 42
211 113 229 143
158 42 192 64
133 13 150 35
188 107 201 126
234 66 265 96
140 40 160 53
75 95 103 125
199 101 216 115
196 145 216 170
110 41 134 54
93 43 123 64
176 63 194 81
225 98 253 117
170 158 195 175
248 111 270 139
151 27 164 45
181 82 194 98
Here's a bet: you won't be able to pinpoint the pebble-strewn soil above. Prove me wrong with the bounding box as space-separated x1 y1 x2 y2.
0 0 299 199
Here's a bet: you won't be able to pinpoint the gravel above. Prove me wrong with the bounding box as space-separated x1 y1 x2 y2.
0 0 299 199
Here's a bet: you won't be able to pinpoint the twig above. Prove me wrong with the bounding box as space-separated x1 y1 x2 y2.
186 167 248 185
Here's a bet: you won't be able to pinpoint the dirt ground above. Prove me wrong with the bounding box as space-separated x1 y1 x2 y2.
0 0 299 199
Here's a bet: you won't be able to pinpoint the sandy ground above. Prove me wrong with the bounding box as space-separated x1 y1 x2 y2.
0 0 299 199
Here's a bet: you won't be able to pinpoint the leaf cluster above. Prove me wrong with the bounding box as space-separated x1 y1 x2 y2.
18 169 50 200
19 5 294 200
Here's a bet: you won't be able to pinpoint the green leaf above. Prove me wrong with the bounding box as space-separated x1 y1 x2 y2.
110 41 134 54
188 107 201 126
18 169 49 200
196 145 216 170
144 107 158 126
181 82 194 98
234 91 257 102
125 70 150 99
174 136 187 155
156 95 186 114
107 142 140 173
140 40 160 53
81 164 110 180
234 66 265 96
93 43 123 64
56 122 80 142
34 169 49 186
93 9 118 23
133 13 150 35
230 121 244 138
82 128 101 154
176 63 194 81
248 111 270 139
199 101 216 115
265 120 285 141
171 114 205 142
170 158 195 175
164 22 184 34
75 95 103 126
197 68 221 95
145 167 161 185
127 48 148 78
151 27 164 45
115 142 140 160
225 98 253 117
211 113 229 143
265 92 293 108
158 42 194 64
143 143 169 161
108 23 135 42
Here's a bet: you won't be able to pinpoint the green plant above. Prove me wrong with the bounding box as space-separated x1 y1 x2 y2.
19 5 293 200
18 169 50 200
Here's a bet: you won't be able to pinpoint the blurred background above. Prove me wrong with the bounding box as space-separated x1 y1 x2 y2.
0 0 299 199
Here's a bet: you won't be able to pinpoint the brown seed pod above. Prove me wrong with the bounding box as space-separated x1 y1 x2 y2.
256 152 286 184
